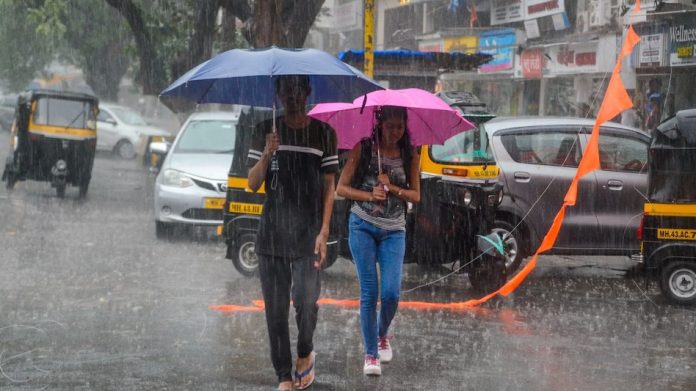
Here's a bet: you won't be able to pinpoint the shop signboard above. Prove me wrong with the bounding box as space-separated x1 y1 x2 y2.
479 30 516 73
333 0 360 31
638 33 664 67
525 0 565 20
669 24 696 67
520 48 544 78
545 41 600 75
491 0 525 25
444 36 478 54
418 40 444 52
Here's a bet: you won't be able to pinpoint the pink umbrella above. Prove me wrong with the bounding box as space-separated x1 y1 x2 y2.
308 88 475 150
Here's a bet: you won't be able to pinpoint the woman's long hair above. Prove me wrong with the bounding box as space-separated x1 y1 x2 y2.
352 106 413 188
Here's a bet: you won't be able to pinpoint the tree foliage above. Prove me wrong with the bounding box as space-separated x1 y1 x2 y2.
0 0 326 98
107 0 326 95
0 0 130 99
0 0 54 91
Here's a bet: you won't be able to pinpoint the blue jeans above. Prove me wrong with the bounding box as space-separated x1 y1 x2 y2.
348 213 405 358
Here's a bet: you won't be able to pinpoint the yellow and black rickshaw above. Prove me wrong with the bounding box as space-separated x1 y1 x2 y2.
2 89 99 198
222 93 507 292
639 109 696 305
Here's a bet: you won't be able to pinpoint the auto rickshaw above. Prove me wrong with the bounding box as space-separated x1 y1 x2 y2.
2 89 99 198
222 92 507 293
408 90 506 292
639 108 696 305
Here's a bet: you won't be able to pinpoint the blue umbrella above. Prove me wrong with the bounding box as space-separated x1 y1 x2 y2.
159 46 383 109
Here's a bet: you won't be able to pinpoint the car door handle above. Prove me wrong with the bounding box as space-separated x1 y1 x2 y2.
604 179 623 190
513 172 531 183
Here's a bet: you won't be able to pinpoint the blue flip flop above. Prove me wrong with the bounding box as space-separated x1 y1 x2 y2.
294 352 316 390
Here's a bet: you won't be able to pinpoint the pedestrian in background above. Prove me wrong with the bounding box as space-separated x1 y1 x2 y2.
621 94 642 129
336 106 421 376
247 75 339 391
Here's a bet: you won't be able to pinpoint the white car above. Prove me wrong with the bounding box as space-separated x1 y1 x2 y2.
153 111 239 238
97 103 172 159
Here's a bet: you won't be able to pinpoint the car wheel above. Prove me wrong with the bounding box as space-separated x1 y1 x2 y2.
155 221 176 239
492 220 526 273
660 261 696 305
232 233 259 277
115 140 136 160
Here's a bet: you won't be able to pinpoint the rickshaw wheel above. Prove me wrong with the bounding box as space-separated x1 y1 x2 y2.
660 261 696 305
5 172 16 190
469 255 507 293
232 233 259 277
79 181 89 198
56 184 66 198
322 243 339 270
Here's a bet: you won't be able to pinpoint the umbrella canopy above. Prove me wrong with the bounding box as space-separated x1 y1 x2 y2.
159 47 383 110
308 88 476 149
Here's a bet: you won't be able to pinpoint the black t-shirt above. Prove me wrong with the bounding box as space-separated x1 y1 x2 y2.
247 117 339 258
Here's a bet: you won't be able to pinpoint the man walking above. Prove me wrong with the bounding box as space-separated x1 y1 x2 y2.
247 75 338 390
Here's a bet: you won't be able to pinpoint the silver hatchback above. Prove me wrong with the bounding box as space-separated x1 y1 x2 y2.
154 111 239 238
485 117 650 272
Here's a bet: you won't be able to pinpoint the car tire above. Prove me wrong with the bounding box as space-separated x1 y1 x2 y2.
231 233 259 277
115 139 136 160
660 261 696 305
492 219 526 274
155 221 176 239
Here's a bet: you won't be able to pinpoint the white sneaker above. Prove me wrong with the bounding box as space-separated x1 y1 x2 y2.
363 355 381 376
378 336 392 363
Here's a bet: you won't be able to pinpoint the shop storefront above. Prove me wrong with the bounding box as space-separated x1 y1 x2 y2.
538 35 617 117
634 18 696 127
439 30 522 116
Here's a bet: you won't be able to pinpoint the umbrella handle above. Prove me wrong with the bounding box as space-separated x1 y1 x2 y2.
271 103 279 172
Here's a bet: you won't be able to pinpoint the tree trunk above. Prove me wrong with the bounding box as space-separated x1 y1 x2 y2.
169 0 218 80
104 0 167 95
82 42 128 101
246 0 325 47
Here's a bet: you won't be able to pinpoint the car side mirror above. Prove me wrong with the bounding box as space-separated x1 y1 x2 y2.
149 141 169 155
103 118 117 126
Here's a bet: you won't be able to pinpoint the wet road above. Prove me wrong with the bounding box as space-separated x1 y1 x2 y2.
1 133 695 390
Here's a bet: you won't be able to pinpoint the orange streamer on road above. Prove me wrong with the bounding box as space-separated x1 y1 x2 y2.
210 2 642 314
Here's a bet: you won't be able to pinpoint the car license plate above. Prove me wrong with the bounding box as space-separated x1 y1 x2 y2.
204 198 225 209
657 228 696 241
229 202 263 215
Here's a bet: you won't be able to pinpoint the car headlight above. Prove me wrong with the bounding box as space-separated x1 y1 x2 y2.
161 169 194 188
463 189 472 206
497 189 504 205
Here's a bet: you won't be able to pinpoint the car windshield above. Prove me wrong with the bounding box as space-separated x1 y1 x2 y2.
33 97 95 129
430 125 495 164
174 119 237 154
109 107 148 126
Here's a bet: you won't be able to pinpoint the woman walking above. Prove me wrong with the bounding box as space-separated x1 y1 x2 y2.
336 106 420 376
